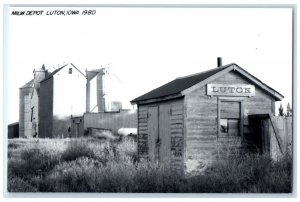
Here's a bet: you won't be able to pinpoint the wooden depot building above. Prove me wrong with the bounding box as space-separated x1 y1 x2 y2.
131 61 284 173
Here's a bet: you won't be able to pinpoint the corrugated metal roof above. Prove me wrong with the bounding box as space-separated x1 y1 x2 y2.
131 64 231 103
20 79 34 89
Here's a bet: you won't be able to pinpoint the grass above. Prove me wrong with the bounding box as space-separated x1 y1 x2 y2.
7 137 292 193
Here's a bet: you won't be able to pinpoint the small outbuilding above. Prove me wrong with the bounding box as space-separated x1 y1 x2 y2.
131 62 284 173
8 122 19 139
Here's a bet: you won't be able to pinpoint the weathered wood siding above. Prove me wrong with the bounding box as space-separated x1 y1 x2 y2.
184 71 275 173
147 106 159 162
137 98 184 170
169 100 184 170
267 116 292 160
138 105 149 159
84 110 137 134
184 86 218 173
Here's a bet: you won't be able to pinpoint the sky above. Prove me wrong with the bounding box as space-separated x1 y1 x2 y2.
6 7 293 124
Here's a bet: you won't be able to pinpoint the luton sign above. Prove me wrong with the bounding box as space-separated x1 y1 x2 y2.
207 84 255 97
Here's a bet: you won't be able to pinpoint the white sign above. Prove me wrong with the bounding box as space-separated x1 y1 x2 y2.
207 84 255 97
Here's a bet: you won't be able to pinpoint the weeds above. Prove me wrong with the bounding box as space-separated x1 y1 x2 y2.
7 138 292 193
61 139 95 162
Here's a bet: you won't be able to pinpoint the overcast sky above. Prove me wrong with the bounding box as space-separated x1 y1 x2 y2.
6 7 293 123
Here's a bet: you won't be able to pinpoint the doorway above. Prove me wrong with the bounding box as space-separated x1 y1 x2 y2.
147 103 171 164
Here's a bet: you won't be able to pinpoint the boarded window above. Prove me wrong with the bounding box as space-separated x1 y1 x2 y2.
220 101 240 118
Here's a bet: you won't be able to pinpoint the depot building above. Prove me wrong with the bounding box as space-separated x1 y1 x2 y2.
131 61 284 173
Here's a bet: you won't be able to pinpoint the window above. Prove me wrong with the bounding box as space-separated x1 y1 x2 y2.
30 107 34 122
69 68 72 74
220 118 240 136
220 119 228 133
219 100 242 136
228 119 240 136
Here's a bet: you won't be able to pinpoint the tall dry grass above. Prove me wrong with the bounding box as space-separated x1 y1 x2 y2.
7 137 292 193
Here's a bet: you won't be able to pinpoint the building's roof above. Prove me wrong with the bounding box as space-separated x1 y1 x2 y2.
41 64 68 82
8 122 19 126
41 63 86 82
131 63 284 104
20 79 34 89
46 66 65 78
131 64 231 103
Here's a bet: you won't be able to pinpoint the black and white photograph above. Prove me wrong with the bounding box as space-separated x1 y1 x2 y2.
3 1 295 196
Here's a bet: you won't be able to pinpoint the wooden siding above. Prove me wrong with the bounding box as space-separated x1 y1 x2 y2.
137 70 281 173
267 116 292 160
184 71 276 173
170 100 184 170
159 104 171 163
184 88 218 172
137 98 184 170
84 110 137 134
148 106 159 162
220 101 240 119
138 106 149 159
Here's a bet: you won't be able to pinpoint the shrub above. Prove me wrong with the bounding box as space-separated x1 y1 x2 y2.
44 157 100 192
182 154 292 193
8 144 59 179
132 160 183 193
8 176 38 192
8 139 66 181
7 138 292 193
61 139 95 162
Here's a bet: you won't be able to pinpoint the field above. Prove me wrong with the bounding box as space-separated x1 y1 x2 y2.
7 138 292 193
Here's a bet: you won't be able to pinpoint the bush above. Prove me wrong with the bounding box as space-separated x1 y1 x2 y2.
8 140 63 179
8 176 38 192
132 160 183 193
43 157 100 192
7 138 292 193
43 157 183 192
181 154 292 193
61 139 95 162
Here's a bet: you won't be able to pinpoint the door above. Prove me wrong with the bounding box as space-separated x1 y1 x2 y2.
148 106 159 163
261 119 270 155
158 103 171 164
147 104 171 164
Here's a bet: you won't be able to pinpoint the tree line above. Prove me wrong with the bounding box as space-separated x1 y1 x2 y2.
278 102 292 117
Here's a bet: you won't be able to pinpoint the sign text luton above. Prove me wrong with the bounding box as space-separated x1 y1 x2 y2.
207 84 255 97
